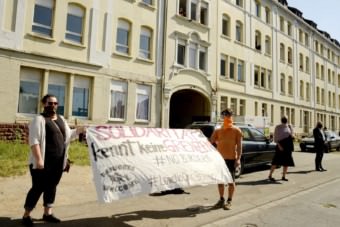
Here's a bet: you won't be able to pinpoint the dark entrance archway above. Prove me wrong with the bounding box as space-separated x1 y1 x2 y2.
169 89 211 128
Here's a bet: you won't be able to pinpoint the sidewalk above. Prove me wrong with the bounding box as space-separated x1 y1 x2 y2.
1 151 340 227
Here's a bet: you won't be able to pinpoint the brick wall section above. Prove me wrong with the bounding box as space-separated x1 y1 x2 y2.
0 123 29 144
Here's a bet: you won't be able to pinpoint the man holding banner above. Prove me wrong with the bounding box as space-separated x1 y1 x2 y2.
210 108 243 210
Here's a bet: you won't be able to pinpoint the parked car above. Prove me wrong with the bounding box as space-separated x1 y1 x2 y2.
299 130 340 153
185 122 276 178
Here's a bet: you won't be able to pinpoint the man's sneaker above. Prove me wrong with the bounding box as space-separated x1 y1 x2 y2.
42 214 61 223
212 199 225 209
224 201 232 210
22 216 34 227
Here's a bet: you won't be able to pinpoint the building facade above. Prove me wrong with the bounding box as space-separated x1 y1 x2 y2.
0 0 339 136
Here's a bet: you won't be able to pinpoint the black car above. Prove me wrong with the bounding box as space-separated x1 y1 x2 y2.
299 130 340 153
186 122 276 177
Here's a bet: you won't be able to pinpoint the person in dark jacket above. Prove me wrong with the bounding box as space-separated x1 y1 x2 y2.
313 122 327 171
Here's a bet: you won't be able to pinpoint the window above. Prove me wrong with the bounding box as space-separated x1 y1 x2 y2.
229 57 236 79
299 29 303 43
280 43 285 62
136 84 151 121
299 53 304 71
176 34 208 71
220 54 227 76
279 16 284 32
236 21 243 42
287 47 292 64
260 69 265 88
265 7 270 24
265 36 271 55
110 80 127 120
142 0 152 5
220 96 228 114
178 0 187 17
237 60 244 82
239 99 245 116
255 30 261 51
305 33 309 47
236 0 243 7
116 19 131 54
262 103 267 117
305 57 310 73
316 63 320 78
299 80 304 99
48 71 67 115
190 0 197 21
222 15 230 37
199 47 207 71
255 0 261 18
139 26 152 59
254 102 258 116
230 98 237 115
200 2 208 25
18 68 42 114
287 21 292 36
288 76 293 95
306 83 310 101
316 87 320 104
254 66 259 86
72 77 90 117
189 43 197 69
32 0 54 36
280 73 285 94
267 70 272 90
65 4 84 43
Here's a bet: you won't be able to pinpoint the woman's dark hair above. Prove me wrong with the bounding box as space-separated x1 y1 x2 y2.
41 94 57 104
281 116 288 124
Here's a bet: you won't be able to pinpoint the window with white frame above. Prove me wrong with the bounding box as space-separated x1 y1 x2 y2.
220 54 228 76
116 19 131 54
299 80 304 99
142 0 153 5
299 53 304 70
321 88 325 105
254 66 259 86
199 47 207 71
220 96 228 115
18 68 42 114
306 83 310 101
267 70 272 89
255 0 261 18
176 34 208 72
72 76 90 117
316 87 320 104
237 60 244 82
230 98 237 115
236 0 243 7
190 0 197 21
265 36 271 55
139 26 152 59
136 84 151 121
260 69 265 88
305 56 310 73
189 43 197 69
265 7 270 24
287 21 292 36
280 43 285 61
255 30 261 51
280 73 285 94
32 0 54 37
287 47 292 64
236 21 243 42
48 71 67 115
200 2 208 25
177 39 186 65
230 57 236 79
288 76 293 95
222 14 230 37
279 16 284 32
65 4 84 43
110 80 127 120
262 103 267 117
239 99 245 116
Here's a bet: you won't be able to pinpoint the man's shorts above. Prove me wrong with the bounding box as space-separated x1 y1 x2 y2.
224 159 236 182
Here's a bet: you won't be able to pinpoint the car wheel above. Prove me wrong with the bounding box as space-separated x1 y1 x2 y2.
235 158 244 178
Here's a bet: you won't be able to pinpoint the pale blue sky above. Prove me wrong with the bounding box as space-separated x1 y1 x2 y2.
288 0 340 41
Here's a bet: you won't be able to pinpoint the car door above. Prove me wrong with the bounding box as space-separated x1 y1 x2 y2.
247 127 275 165
239 127 259 167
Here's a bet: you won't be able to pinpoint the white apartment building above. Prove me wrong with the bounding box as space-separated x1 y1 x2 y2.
0 0 339 136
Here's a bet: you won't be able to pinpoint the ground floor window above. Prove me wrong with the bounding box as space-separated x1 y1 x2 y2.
136 84 151 121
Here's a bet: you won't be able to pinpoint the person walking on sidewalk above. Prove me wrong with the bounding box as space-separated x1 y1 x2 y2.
268 116 295 182
210 108 242 210
313 122 327 171
22 94 85 227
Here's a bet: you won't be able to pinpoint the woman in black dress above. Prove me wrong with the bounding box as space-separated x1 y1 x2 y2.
268 116 295 181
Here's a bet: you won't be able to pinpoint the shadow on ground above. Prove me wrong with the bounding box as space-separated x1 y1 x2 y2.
1 205 215 227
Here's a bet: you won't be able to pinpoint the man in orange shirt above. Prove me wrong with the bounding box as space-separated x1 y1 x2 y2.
210 108 242 210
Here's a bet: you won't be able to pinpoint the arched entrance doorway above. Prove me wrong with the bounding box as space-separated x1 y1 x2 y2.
169 89 210 128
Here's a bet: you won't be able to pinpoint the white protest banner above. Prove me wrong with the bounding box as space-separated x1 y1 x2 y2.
86 125 233 203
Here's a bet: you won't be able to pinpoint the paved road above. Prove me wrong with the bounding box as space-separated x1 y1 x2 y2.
1 151 340 227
